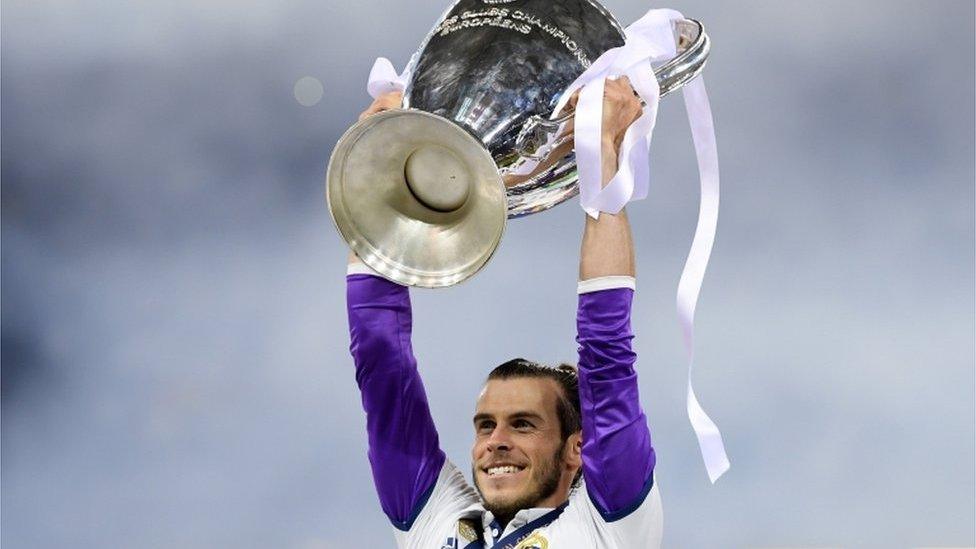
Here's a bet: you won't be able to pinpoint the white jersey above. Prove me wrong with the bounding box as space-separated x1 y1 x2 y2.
393 460 663 549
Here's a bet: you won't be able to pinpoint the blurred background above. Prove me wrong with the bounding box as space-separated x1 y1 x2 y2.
2 0 973 547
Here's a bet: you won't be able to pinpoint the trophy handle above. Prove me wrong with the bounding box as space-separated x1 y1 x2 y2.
515 19 710 161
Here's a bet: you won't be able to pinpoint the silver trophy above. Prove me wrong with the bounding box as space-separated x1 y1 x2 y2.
327 0 710 287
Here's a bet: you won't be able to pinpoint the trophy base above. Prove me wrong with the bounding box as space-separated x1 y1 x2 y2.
327 109 506 288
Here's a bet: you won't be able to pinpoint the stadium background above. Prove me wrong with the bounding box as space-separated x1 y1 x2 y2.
2 1 974 547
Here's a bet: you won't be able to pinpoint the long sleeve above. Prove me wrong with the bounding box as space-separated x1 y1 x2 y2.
576 280 656 520
346 273 446 530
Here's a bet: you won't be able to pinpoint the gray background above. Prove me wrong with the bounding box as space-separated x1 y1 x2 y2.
2 0 974 547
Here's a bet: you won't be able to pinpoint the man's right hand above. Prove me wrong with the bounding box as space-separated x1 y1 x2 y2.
358 91 404 121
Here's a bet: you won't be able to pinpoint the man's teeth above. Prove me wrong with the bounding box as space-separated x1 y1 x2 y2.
487 466 521 476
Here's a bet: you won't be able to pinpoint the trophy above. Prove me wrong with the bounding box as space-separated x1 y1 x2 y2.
327 0 710 287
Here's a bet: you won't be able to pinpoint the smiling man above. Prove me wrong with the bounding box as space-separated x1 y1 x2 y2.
472 361 583 523
345 78 660 548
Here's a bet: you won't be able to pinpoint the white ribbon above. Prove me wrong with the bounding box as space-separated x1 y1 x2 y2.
366 56 412 98
678 76 730 483
551 8 683 219
555 8 730 483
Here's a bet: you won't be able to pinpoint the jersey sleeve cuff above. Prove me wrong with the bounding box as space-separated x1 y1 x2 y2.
577 275 636 295
347 262 380 276
587 472 655 523
347 261 402 283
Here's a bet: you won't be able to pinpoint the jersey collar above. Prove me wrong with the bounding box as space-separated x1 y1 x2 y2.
479 503 569 548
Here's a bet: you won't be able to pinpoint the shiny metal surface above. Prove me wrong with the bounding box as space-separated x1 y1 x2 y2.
404 0 627 188
326 0 711 286
327 109 506 288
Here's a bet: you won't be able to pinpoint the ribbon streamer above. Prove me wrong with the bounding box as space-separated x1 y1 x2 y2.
678 76 729 483
555 8 730 483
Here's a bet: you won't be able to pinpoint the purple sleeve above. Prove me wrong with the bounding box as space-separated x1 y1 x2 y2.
576 287 656 520
346 273 445 530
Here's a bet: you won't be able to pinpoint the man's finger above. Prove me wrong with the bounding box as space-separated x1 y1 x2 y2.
358 104 389 121
568 90 580 108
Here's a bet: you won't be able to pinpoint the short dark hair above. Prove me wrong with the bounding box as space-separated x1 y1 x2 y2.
486 358 581 440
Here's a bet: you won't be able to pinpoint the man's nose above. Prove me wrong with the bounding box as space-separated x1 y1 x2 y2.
486 428 512 452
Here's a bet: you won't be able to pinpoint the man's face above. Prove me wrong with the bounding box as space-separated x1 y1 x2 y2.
471 377 580 518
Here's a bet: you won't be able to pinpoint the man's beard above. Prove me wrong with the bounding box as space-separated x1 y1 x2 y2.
473 440 565 523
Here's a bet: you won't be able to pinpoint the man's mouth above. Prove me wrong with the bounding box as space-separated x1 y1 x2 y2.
484 464 526 477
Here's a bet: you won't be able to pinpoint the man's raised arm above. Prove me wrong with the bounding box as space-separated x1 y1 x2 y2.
347 251 446 529
575 78 656 521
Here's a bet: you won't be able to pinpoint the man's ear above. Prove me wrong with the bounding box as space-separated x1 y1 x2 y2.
565 431 583 468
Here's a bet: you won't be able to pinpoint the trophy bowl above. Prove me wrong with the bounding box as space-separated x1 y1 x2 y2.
327 0 709 287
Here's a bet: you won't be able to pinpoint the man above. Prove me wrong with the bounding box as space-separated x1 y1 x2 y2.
346 77 660 548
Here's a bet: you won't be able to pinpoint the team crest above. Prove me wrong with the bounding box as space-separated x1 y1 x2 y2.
512 532 549 549
457 518 479 544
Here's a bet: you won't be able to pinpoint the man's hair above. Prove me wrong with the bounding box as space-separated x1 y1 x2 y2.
487 358 581 440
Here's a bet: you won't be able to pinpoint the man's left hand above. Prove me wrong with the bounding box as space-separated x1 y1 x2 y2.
568 76 643 151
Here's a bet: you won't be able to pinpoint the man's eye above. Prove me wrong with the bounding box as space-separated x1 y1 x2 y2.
513 419 533 430
476 421 495 433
